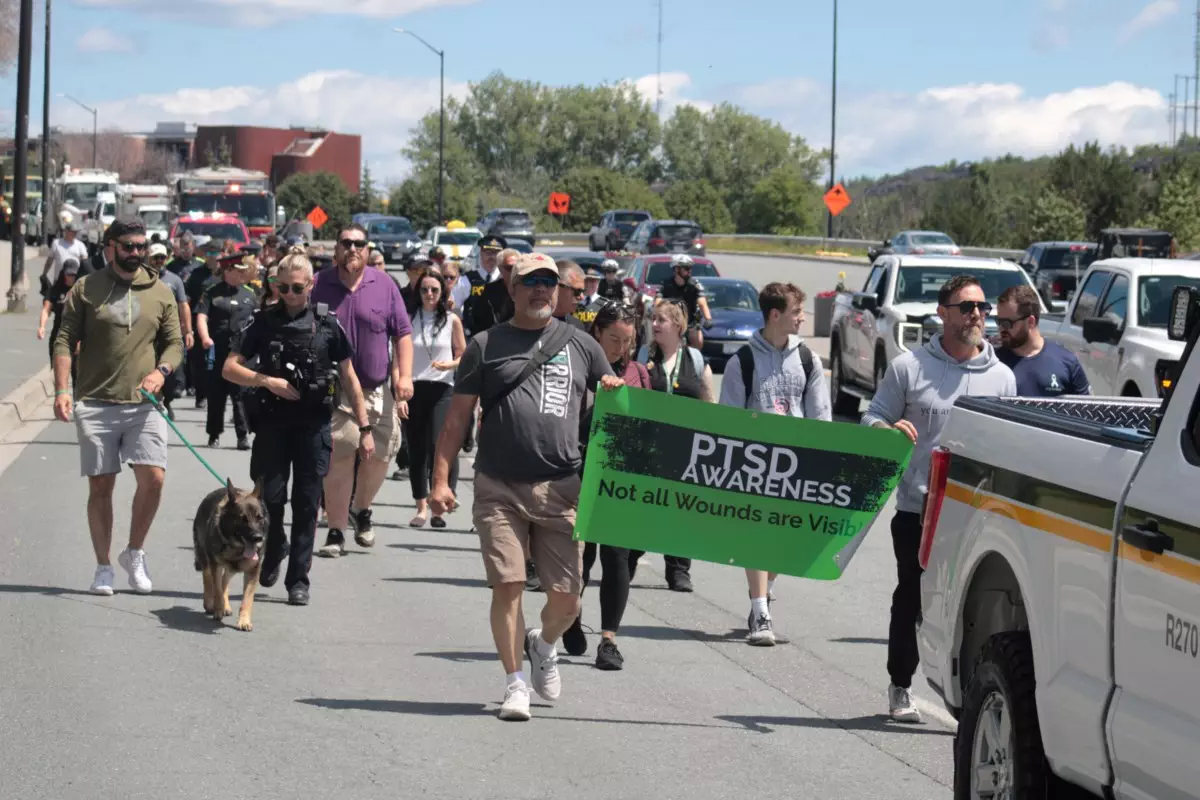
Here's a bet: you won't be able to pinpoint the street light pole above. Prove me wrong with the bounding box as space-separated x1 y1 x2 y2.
41 0 51 245
59 93 97 168
7 0 34 313
826 0 838 239
394 28 445 226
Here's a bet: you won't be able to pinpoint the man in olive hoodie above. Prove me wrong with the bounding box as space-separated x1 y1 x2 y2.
861 274 1016 724
53 218 185 597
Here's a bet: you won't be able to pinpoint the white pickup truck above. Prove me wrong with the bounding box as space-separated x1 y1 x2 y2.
828 254 1042 415
918 283 1200 799
1043 257 1200 398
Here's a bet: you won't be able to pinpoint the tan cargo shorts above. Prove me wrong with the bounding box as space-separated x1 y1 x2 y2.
473 471 584 594
331 383 401 462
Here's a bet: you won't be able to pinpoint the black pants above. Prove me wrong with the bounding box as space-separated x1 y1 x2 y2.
889 511 923 689
581 542 635 633
206 341 247 439
628 550 691 582
394 421 410 471
253 419 332 591
188 339 209 402
407 381 457 499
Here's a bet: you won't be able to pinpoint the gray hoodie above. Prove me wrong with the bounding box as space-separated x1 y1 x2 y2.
719 330 832 420
861 335 1016 514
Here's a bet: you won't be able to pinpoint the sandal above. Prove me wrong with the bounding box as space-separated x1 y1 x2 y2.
409 513 428 528
430 516 447 529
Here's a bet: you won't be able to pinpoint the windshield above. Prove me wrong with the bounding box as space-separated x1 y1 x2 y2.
1039 246 1097 270
911 233 955 246
497 213 533 228
647 261 718 284
507 240 533 253
703 282 760 311
614 212 650 223
63 182 115 207
436 231 481 247
100 203 116 218
895 267 1028 305
140 209 170 229
656 224 701 241
1139 276 1200 327
180 193 272 227
174 221 246 243
368 219 413 237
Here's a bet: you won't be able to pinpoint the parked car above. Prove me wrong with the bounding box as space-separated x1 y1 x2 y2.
587 209 652 252
693 277 762 372
426 222 482 265
867 230 961 261
1018 241 1098 312
1042 257 1200 397
624 219 706 257
828 254 1041 415
357 214 421 263
477 208 536 246
917 282 1200 799
622 254 720 348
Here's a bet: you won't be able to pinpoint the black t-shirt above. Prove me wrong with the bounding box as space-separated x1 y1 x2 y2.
399 283 420 317
647 347 705 399
598 279 625 301
166 256 202 282
186 267 219 309
555 314 589 332
470 279 514 336
198 280 258 341
659 276 701 321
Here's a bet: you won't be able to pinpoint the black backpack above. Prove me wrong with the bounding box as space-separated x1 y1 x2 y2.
734 343 813 409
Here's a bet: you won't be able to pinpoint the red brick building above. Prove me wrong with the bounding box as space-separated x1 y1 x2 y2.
192 125 361 194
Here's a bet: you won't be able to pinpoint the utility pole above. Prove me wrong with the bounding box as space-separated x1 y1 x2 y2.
656 0 663 117
1178 74 1192 139
1171 91 1177 143
7 0 34 313
826 0 838 239
41 0 51 246
1193 0 1198 139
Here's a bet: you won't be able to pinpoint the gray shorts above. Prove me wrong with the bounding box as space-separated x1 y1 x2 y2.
74 400 169 477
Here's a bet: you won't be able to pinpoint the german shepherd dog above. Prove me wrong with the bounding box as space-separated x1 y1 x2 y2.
193 478 268 631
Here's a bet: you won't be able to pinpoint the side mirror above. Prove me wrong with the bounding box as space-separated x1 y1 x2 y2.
852 293 878 312
1082 316 1120 344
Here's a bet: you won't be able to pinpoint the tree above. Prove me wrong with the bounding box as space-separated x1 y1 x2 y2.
1048 142 1142 238
739 164 823 235
555 166 667 231
920 164 999 246
388 171 475 232
662 180 734 234
353 164 380 215
1025 188 1087 242
1144 169 1200 249
276 172 352 239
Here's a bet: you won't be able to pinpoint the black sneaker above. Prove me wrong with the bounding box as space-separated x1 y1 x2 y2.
562 614 587 656
287 586 310 606
196 398 207 409
165 405 176 422
390 469 408 481
352 508 375 548
259 556 283 588
317 529 346 558
207 436 219 448
595 638 624 671
524 560 542 592
236 437 250 451
668 571 694 593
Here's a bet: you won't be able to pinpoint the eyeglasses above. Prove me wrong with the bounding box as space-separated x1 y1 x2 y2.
420 286 441 295
116 240 147 252
276 283 309 294
521 275 557 289
560 283 585 298
996 314 1030 330
338 239 368 250
945 300 993 316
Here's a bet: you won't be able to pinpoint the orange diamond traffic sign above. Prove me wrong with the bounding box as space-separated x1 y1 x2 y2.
823 183 851 217
307 206 329 229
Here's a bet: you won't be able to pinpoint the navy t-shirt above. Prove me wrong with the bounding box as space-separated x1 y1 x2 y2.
998 341 1091 397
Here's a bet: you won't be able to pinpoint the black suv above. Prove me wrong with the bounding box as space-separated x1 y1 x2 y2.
477 208 536 246
624 219 706 256
588 209 652 251
1018 241 1098 312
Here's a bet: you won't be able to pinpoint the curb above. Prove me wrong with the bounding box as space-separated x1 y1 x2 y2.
0 366 53 441
708 249 870 266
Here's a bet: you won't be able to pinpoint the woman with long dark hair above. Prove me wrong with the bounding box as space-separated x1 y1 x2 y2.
408 268 466 528
560 301 652 670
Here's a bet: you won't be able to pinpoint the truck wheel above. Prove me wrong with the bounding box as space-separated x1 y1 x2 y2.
875 349 888 391
954 632 1050 800
829 346 860 417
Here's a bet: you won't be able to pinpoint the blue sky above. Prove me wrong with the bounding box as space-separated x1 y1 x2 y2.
0 0 1192 182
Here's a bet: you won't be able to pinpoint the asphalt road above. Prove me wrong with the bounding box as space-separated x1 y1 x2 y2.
0 394 954 799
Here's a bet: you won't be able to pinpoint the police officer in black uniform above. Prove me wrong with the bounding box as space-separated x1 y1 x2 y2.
223 249 374 606
597 258 626 302
197 253 259 449
656 253 713 349
467 245 519 336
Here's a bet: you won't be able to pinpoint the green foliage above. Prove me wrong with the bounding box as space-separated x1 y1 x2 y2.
1048 143 1142 239
555 167 667 230
1142 168 1200 249
1025 188 1087 242
353 164 380 215
740 164 823 235
663 180 735 234
276 172 352 239
920 165 998 245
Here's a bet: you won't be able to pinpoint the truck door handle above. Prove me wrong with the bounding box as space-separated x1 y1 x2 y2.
1121 520 1175 555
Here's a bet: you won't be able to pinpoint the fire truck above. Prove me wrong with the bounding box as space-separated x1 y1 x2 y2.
171 167 279 239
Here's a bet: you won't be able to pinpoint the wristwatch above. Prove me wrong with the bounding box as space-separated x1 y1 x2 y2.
157 365 171 378
358 424 372 434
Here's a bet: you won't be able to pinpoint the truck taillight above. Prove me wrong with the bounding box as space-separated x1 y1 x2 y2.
1051 281 1063 297
919 446 952 570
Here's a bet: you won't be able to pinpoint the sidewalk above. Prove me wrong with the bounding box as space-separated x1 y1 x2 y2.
0 242 52 419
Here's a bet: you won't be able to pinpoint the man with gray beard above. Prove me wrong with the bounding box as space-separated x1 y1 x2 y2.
860 274 1016 724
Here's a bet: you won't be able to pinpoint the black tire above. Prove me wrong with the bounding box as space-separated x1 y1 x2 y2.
1122 383 1141 397
954 632 1051 800
829 344 860 417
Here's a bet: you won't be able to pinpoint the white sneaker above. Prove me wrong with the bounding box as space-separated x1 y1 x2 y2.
90 564 115 596
747 613 776 646
525 628 562 702
888 684 923 723
498 681 531 721
117 548 153 594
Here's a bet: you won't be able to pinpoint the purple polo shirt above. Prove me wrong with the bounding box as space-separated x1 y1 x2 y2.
311 266 412 389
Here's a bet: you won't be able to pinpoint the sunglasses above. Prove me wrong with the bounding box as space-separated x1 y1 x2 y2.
945 300 993 315
521 275 557 289
560 283 585 298
117 240 147 252
339 239 368 250
996 314 1030 330
276 282 309 294
420 286 441 295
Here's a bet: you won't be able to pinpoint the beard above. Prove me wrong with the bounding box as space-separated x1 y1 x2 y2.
953 323 984 347
117 253 145 272
528 304 553 321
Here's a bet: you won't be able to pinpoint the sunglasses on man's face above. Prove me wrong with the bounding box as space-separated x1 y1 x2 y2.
945 300 993 316
521 275 557 290
117 240 147 252
339 239 368 250
560 283 584 298
996 314 1030 330
276 282 310 295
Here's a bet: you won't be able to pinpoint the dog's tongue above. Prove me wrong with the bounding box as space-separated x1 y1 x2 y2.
242 545 259 563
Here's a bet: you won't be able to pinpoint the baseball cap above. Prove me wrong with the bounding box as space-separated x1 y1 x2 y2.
510 252 559 283
148 243 169 259
478 235 506 251
62 258 80 276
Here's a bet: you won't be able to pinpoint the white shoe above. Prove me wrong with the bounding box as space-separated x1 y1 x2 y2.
747 613 776 646
90 564 114 596
117 548 153 594
526 628 562 702
888 684 923 723
498 681 531 721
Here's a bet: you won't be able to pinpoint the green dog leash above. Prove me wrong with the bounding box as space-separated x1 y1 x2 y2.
139 388 228 487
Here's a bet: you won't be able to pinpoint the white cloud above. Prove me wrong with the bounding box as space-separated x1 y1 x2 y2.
74 0 478 26
1123 0 1180 41
76 27 133 54
630 72 713 115
51 70 470 181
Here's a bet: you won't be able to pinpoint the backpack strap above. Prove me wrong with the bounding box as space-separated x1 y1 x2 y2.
735 345 754 408
480 320 576 421
688 346 704 376
797 343 814 390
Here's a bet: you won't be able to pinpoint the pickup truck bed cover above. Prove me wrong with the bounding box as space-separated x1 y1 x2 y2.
955 395 1160 449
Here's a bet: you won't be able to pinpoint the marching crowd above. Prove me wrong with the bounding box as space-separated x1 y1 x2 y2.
38 214 1091 722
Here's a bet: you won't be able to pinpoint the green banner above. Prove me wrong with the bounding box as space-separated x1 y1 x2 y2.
574 387 913 580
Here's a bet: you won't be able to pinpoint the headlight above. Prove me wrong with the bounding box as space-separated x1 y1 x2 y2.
896 323 921 350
